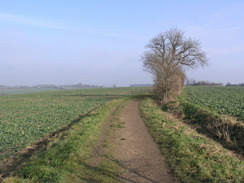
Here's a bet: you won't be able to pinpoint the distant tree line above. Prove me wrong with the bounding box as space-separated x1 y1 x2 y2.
0 83 104 90
186 79 223 86
130 84 152 87
226 82 244 86
185 80 244 86
0 92 8 96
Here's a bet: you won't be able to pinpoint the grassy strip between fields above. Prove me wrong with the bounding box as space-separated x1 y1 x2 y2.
178 97 244 153
3 98 127 183
140 98 244 183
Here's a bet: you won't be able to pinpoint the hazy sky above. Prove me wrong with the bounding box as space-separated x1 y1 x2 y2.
0 0 243 86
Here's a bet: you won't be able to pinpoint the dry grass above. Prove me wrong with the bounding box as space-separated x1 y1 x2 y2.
140 98 244 183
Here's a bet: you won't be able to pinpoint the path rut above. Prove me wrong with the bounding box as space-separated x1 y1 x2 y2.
112 100 178 183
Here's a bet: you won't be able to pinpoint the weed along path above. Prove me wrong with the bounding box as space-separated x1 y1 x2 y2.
112 100 178 183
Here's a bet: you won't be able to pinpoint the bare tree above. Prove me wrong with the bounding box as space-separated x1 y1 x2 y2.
142 28 207 104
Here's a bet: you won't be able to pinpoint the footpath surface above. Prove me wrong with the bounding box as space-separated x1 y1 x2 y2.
112 100 178 183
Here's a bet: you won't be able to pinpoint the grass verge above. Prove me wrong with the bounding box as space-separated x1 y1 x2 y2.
2 99 126 183
177 95 244 154
140 98 244 183
76 98 129 183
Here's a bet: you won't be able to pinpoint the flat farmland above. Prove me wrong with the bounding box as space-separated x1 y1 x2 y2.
0 87 150 159
185 86 244 121
0 88 60 95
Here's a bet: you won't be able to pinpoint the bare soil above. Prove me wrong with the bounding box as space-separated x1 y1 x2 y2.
112 100 179 183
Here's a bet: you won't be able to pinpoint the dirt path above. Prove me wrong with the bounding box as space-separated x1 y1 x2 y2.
112 100 178 183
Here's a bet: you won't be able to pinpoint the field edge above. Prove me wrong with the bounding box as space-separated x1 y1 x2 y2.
139 98 244 183
2 98 128 183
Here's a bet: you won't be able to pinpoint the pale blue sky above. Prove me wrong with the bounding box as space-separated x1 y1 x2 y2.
0 0 243 86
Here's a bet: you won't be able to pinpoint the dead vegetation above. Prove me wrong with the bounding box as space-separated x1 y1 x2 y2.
164 98 244 156
141 28 207 104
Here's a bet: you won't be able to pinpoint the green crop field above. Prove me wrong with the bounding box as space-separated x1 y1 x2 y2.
185 86 244 121
0 87 150 159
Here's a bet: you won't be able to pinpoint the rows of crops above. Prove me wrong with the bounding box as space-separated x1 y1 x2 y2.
185 86 244 121
0 87 150 159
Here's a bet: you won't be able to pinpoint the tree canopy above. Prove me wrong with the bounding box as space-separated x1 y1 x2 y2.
142 28 208 104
